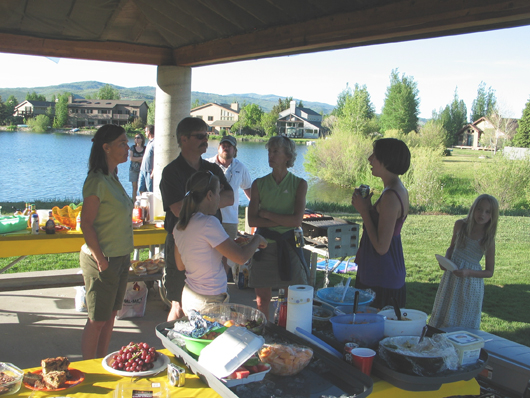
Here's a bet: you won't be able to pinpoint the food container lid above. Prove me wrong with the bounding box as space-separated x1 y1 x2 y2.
197 326 264 378
445 331 484 346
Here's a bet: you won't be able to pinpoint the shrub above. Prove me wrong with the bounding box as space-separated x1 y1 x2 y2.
473 155 530 210
304 130 374 187
27 115 50 133
402 146 444 210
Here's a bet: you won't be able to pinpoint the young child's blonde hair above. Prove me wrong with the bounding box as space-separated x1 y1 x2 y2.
456 194 499 252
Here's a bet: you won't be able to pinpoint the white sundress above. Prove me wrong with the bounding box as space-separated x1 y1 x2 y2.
428 236 485 329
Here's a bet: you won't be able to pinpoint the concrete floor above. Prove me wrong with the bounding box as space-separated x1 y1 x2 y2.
0 280 265 370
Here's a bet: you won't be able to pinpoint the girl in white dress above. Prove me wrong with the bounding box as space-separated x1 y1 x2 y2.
429 194 499 329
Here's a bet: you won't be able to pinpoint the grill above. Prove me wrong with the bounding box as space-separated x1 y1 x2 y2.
302 218 359 258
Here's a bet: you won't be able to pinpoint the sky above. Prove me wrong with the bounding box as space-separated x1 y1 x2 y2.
1 25 529 119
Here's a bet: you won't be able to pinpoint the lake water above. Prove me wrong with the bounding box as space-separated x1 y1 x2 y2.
0 131 352 205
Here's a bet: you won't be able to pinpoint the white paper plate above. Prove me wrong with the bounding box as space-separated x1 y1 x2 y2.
102 351 169 377
435 254 458 271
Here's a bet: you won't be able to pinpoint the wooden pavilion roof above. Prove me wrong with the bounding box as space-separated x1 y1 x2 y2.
0 0 529 67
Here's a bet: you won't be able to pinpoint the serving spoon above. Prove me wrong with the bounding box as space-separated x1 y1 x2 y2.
391 297 402 320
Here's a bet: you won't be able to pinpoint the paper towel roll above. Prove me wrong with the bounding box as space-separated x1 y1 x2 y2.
286 285 314 334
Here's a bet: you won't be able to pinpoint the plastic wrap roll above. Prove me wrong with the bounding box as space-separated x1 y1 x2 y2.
286 285 313 334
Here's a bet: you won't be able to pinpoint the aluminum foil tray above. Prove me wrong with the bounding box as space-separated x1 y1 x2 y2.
156 321 373 398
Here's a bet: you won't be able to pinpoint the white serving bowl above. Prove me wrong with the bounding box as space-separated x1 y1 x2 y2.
377 308 428 337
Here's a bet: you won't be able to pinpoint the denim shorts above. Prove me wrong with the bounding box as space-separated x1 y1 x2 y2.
79 249 131 322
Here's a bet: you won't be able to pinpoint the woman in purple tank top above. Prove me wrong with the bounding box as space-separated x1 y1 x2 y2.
351 138 411 309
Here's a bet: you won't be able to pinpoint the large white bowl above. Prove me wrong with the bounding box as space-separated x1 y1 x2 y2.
377 308 428 337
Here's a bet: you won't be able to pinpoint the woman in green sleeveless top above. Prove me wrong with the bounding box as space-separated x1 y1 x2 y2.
247 136 309 319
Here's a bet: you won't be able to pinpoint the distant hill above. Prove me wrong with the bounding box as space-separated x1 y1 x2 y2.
0 81 335 115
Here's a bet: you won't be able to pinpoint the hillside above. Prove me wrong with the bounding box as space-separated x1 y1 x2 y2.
0 81 335 115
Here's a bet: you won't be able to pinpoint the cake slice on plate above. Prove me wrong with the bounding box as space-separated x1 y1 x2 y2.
42 370 67 389
41 357 70 377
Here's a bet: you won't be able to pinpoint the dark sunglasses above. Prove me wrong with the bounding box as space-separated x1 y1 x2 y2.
135 136 142 139
190 132 208 140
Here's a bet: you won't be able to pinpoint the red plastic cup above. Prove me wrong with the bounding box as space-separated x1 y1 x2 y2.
350 348 376 376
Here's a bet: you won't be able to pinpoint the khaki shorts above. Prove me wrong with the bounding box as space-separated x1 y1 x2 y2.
181 284 229 315
79 250 130 322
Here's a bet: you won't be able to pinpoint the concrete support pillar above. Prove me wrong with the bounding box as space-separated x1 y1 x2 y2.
152 66 191 218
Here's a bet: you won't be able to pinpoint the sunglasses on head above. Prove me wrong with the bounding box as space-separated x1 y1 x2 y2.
190 132 208 140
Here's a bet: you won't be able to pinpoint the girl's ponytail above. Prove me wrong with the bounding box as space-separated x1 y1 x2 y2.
176 171 219 231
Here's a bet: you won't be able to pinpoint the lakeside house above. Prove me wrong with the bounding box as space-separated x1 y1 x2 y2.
66 96 148 128
12 96 148 128
277 100 324 139
13 100 55 119
457 116 519 149
190 102 240 134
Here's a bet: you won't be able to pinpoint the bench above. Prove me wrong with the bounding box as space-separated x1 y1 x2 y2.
0 268 163 292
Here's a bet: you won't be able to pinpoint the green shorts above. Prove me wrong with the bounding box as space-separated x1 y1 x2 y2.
79 249 130 322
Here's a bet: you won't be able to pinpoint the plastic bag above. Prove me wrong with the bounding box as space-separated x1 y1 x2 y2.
74 286 87 312
116 281 148 319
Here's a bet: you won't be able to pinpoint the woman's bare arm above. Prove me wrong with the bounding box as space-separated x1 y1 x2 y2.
80 195 108 271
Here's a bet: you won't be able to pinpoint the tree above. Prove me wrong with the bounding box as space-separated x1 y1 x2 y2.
335 83 376 136
232 103 264 135
97 84 121 100
332 84 352 117
191 98 202 109
260 111 278 137
513 98 530 148
27 114 50 133
380 69 420 134
483 108 519 154
26 91 46 101
433 88 467 145
53 93 70 128
147 101 155 125
470 81 497 122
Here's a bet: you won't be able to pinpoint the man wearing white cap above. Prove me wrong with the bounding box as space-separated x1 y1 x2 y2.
208 135 252 279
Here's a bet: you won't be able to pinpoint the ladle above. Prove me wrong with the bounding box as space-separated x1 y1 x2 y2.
391 297 402 320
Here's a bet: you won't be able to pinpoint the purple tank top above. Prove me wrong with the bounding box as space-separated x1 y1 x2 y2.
355 189 407 289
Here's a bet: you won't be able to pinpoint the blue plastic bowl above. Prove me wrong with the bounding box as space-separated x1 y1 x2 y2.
316 287 374 307
329 313 385 348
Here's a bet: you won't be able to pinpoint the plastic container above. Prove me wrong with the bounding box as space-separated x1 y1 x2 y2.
0 215 28 234
445 331 484 366
200 303 267 335
312 303 335 330
377 308 428 337
0 362 23 395
329 313 385 348
198 326 265 380
173 329 223 356
113 380 170 398
316 287 374 308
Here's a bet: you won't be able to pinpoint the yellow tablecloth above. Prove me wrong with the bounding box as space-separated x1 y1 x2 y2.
17 349 222 398
15 349 480 397
0 224 166 258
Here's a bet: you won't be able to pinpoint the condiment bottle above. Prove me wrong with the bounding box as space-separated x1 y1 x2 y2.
133 200 143 222
274 289 288 328
76 213 82 231
140 196 149 222
31 214 39 234
45 211 56 234
294 226 304 248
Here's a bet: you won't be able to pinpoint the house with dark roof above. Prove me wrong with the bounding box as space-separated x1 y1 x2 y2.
190 102 240 134
277 101 323 139
67 96 148 128
13 100 55 119
457 116 519 149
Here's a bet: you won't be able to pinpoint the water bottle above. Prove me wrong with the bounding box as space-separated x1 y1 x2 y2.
31 214 39 234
